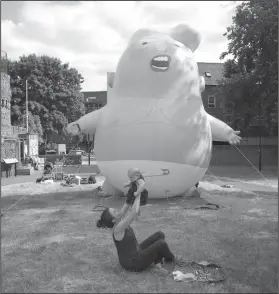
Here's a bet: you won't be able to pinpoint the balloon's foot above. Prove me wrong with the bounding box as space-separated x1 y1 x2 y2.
184 188 201 198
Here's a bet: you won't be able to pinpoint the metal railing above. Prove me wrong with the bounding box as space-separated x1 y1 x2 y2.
1 50 8 74
1 128 14 138
1 126 28 138
12 126 27 134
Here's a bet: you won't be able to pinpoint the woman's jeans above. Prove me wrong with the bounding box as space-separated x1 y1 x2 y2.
129 231 175 272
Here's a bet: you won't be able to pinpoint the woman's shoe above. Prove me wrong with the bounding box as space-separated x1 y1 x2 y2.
174 255 188 267
165 255 188 267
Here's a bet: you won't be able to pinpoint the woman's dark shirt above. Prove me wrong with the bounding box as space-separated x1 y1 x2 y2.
113 226 139 268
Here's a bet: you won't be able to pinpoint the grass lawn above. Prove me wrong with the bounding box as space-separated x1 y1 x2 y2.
1 178 278 293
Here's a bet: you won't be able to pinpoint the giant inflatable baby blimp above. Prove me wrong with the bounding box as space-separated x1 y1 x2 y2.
65 24 241 198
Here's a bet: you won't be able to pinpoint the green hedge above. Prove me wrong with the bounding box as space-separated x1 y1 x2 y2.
39 154 82 166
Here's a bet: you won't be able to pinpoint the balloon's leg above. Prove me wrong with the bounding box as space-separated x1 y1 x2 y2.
183 188 201 198
102 179 124 198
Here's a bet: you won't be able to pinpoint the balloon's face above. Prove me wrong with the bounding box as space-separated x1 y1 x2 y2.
113 32 200 100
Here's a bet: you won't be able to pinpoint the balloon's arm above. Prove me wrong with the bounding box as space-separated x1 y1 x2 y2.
207 113 234 142
65 107 104 135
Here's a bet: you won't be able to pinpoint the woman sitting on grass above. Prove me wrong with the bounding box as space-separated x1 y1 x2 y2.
96 193 184 272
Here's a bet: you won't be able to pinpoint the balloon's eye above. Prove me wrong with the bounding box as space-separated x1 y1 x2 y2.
142 42 148 45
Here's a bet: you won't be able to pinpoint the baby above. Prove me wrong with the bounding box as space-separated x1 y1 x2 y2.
124 168 148 215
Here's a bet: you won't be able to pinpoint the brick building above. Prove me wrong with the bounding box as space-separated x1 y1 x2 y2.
64 64 276 168
69 63 276 153
71 64 225 151
0 51 39 177
198 62 277 138
1 50 27 177
83 91 107 113
81 63 225 122
70 65 225 151
81 63 225 116
65 91 108 152
197 62 225 120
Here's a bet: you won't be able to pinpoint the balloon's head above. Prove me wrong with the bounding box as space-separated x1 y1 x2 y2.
113 24 203 99
128 167 141 182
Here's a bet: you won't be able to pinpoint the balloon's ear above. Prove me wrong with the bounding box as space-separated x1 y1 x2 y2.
169 24 201 52
199 76 205 92
107 72 115 89
128 28 159 45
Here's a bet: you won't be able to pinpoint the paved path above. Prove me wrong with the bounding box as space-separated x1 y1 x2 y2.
1 165 277 193
1 164 99 187
204 166 277 193
1 170 43 186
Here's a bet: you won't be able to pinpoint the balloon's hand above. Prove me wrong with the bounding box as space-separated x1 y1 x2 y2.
228 130 241 145
64 123 81 136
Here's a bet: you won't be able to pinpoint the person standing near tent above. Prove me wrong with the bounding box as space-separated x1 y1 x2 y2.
33 155 39 170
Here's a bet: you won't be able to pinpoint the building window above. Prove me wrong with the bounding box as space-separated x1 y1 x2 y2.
86 97 96 102
208 96 216 108
92 103 102 111
225 114 232 125
5 100 8 108
205 72 211 78
1 99 4 107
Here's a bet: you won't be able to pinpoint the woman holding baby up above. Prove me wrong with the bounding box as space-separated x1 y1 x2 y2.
96 168 184 272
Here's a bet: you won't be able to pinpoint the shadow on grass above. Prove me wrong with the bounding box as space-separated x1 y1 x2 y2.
1 190 96 214
1 186 278 293
51 209 68 216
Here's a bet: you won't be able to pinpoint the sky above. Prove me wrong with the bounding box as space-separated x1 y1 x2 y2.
1 1 241 91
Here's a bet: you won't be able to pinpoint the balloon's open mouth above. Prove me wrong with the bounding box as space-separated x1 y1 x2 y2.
150 55 170 72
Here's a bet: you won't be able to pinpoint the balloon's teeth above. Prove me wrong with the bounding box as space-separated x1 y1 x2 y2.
151 55 170 71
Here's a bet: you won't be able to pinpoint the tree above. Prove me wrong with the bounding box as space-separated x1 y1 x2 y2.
219 0 278 135
8 54 86 140
21 111 44 143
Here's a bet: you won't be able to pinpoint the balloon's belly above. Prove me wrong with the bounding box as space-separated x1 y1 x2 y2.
95 120 212 198
98 160 207 198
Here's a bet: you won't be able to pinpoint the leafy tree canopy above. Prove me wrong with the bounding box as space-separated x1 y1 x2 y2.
219 0 278 135
8 54 86 140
